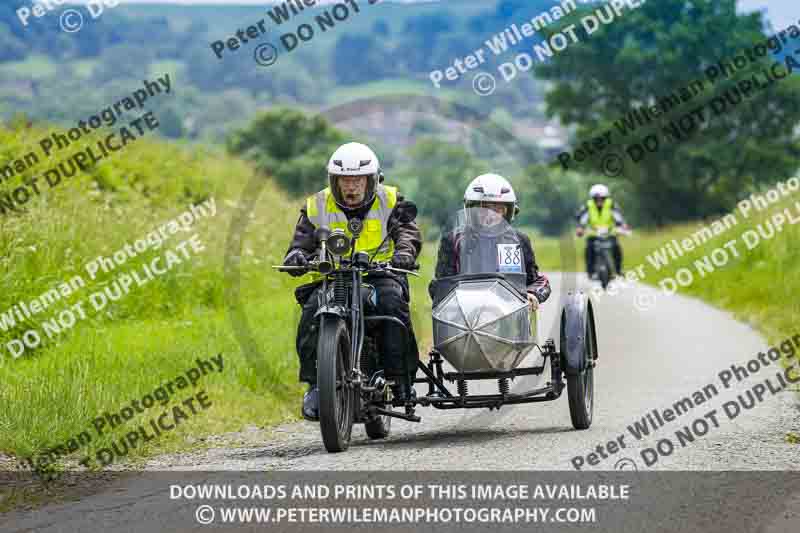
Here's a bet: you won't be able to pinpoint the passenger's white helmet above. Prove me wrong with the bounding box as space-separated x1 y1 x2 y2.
327 142 381 210
590 184 610 199
464 173 518 222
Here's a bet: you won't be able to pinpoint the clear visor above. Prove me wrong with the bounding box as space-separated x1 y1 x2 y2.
330 173 376 209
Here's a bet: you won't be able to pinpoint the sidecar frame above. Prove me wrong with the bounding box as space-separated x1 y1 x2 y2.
367 291 598 421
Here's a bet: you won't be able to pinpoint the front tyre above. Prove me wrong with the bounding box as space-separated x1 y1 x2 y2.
565 313 595 430
317 318 355 452
596 258 610 289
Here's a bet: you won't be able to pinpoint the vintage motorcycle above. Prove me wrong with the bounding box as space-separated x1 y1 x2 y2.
587 225 632 290
277 207 598 453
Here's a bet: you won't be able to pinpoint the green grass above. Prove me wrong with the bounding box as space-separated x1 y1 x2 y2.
622 199 800 344
71 60 98 79
0 122 307 469
0 54 57 81
148 60 184 82
325 78 463 104
0 121 438 474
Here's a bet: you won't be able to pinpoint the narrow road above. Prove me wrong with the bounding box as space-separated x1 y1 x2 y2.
4 274 799 532
140 273 797 472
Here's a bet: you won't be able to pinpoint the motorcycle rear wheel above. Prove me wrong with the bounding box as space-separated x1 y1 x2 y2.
317 318 355 452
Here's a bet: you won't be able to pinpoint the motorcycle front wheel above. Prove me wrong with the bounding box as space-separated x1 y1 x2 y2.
317 317 355 452
595 259 610 289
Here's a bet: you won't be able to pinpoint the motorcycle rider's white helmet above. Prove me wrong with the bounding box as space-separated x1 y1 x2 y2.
327 142 382 210
590 184 610 199
463 173 519 222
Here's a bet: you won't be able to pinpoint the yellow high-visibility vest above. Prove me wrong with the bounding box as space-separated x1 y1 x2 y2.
304 185 398 281
587 198 615 235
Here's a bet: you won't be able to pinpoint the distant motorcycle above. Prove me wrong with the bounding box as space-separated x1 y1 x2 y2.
585 226 631 290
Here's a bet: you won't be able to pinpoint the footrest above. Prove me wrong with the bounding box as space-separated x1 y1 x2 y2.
374 407 421 423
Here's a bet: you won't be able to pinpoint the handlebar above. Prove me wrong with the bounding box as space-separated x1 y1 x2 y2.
273 260 420 277
575 227 632 238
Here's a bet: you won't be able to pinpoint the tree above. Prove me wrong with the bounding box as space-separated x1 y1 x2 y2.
227 109 347 197
398 139 488 228
331 34 389 85
536 0 800 225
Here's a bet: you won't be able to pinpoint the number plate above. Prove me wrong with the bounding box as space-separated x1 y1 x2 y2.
497 243 523 273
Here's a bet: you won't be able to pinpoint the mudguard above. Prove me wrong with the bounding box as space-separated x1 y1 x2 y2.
560 292 598 376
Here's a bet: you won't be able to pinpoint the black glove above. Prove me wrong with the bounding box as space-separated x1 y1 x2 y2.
391 253 416 271
283 250 309 277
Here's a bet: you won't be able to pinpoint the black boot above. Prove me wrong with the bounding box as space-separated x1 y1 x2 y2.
302 385 319 421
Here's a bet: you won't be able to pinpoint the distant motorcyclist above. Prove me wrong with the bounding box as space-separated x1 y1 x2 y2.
282 142 422 420
432 174 551 309
575 184 631 277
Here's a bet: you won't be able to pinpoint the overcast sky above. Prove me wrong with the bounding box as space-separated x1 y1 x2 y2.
63 0 797 28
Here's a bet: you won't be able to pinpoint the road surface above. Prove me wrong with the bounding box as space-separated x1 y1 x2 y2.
3 274 799 532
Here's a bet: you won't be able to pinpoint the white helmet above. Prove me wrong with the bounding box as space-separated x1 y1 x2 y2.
590 184 610 199
463 173 518 221
327 142 381 210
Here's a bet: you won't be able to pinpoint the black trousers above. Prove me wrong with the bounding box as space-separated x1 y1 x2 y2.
586 236 622 275
295 275 418 385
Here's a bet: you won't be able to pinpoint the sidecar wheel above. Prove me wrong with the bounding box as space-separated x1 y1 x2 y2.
565 311 595 430
317 318 355 452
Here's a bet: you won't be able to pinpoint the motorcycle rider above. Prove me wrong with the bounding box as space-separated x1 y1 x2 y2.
282 142 422 421
575 184 630 277
432 174 551 309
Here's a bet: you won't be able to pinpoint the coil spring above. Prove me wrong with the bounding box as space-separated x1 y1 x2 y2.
498 378 510 395
333 271 348 306
457 379 468 397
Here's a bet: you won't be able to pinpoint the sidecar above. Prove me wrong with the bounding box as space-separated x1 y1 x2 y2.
385 208 598 430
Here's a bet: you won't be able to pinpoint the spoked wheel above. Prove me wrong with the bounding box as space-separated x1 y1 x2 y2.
565 311 596 430
317 318 355 452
